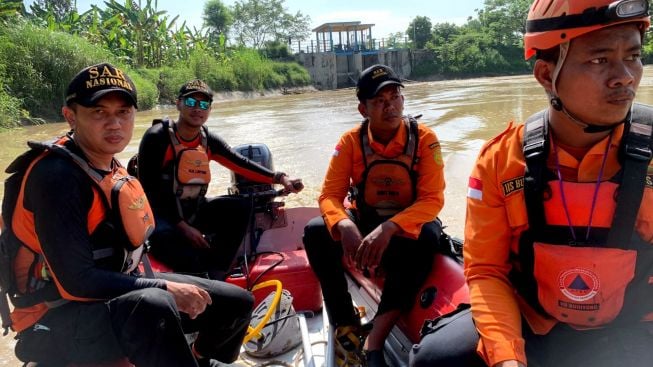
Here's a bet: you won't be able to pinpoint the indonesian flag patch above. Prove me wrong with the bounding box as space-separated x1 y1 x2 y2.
467 177 483 200
332 144 342 157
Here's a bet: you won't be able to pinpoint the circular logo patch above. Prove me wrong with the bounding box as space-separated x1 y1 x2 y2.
559 268 600 302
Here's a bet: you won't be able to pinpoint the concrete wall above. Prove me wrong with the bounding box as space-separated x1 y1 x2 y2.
297 52 338 90
298 49 412 91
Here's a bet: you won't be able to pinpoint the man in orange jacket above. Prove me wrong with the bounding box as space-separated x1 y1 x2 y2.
1 63 254 367
304 64 446 367
411 1 653 367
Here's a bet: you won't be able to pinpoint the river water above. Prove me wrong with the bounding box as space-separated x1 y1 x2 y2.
1 68 653 363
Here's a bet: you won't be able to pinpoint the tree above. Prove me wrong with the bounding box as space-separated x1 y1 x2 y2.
231 0 310 49
97 0 179 68
406 16 432 49
203 0 233 39
476 0 531 47
31 0 73 22
386 31 406 49
431 22 460 46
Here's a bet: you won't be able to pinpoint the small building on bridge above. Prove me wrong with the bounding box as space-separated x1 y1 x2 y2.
297 21 412 91
312 21 375 53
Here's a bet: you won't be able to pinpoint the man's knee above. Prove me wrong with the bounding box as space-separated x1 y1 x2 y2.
127 288 178 321
303 216 329 249
409 306 485 367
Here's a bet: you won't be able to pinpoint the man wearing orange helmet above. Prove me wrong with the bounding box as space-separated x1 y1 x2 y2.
411 1 653 366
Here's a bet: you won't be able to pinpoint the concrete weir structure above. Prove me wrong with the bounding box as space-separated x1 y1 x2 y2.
296 21 412 91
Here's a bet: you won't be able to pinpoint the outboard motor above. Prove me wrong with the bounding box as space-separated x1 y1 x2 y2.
230 143 283 256
230 143 275 200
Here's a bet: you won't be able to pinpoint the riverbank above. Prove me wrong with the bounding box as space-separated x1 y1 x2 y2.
211 85 319 102
409 70 531 83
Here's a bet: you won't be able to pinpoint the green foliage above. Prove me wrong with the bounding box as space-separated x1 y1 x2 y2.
0 22 157 122
204 63 238 92
231 48 267 90
476 0 531 47
271 62 311 87
155 66 195 104
413 0 531 78
203 0 233 39
0 22 113 120
386 32 407 49
0 0 25 20
261 40 290 60
643 29 653 64
232 0 311 49
129 71 159 111
0 70 26 129
30 0 74 23
187 48 238 91
407 16 433 49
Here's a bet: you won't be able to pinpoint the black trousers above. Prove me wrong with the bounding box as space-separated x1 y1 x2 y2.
303 215 438 327
15 272 254 367
410 306 653 367
149 196 251 279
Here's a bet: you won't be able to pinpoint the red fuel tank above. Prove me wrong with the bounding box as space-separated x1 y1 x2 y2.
226 250 323 312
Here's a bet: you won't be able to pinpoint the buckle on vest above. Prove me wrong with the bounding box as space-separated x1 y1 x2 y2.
624 143 652 162
523 140 546 160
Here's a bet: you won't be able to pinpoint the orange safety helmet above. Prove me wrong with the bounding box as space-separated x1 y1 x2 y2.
524 0 651 59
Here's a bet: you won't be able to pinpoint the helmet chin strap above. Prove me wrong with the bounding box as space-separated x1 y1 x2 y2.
549 42 627 133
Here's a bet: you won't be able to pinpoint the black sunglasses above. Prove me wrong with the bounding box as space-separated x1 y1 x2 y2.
184 97 211 110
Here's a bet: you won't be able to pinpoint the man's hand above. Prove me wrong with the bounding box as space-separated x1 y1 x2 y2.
165 280 212 319
280 176 304 194
354 221 399 270
176 220 209 249
336 219 363 262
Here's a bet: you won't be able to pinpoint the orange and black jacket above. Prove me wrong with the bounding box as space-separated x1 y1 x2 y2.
320 118 445 240
9 140 165 332
464 120 653 366
138 120 280 224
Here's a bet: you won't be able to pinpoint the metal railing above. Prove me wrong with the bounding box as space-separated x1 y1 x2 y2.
289 37 415 54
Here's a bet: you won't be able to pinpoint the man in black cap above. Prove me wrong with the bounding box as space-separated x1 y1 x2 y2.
137 79 303 279
303 64 446 366
2 63 255 366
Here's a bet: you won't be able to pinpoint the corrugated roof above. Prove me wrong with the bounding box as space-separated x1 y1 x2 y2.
312 21 375 33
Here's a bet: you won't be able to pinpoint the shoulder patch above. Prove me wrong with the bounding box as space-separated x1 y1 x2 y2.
429 142 443 166
502 176 524 196
479 121 516 156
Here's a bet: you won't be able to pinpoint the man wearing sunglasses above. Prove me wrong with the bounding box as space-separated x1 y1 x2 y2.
137 79 303 280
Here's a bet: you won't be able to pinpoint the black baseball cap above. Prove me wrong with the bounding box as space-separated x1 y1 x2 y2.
178 79 214 101
65 63 137 108
356 64 404 101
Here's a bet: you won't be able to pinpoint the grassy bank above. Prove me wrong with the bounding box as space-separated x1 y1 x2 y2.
0 21 311 128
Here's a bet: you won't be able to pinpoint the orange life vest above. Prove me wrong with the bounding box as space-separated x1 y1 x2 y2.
353 117 419 222
512 106 653 329
3 137 154 331
158 119 211 220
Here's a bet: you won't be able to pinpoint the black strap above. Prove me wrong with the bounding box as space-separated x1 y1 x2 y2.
607 104 653 247
0 291 11 335
522 110 549 239
141 253 155 278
